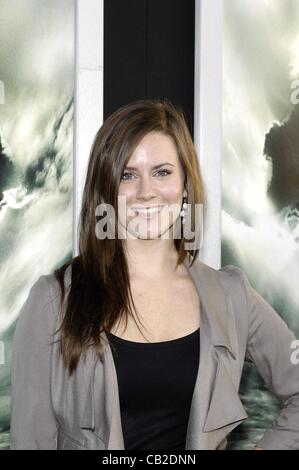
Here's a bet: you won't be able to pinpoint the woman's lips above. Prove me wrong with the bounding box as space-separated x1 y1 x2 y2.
131 205 163 219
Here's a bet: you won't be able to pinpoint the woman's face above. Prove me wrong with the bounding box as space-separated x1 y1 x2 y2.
117 131 186 240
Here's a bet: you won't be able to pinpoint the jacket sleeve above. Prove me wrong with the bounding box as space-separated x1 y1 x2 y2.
10 275 59 449
233 266 299 450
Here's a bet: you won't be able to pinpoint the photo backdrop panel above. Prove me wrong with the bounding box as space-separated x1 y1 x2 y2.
222 0 299 449
0 0 75 449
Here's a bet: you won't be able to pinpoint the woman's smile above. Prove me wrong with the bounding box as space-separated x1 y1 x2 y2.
131 205 164 219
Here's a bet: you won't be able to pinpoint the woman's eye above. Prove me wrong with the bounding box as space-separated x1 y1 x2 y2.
121 169 172 181
155 169 171 177
121 172 136 181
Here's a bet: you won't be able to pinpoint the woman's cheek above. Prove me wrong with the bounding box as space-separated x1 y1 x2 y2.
159 186 183 204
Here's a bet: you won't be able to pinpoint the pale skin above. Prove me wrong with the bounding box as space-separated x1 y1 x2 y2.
110 130 264 450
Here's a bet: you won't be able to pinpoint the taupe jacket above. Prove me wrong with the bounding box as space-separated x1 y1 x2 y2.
10 258 299 450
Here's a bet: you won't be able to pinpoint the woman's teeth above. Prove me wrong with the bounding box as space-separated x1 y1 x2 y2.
133 206 162 218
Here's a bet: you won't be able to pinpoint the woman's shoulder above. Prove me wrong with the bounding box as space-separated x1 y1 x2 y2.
31 263 72 302
193 258 250 291
15 264 72 335
44 263 72 301
217 263 250 286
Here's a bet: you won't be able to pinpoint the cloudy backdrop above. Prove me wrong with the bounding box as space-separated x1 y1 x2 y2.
222 0 299 449
0 0 74 449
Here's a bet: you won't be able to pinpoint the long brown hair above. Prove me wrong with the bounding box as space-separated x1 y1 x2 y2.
54 98 206 375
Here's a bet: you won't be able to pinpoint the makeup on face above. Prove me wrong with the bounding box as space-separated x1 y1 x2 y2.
117 132 186 239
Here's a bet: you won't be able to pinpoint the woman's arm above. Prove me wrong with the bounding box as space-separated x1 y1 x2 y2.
10 276 59 449
234 267 299 450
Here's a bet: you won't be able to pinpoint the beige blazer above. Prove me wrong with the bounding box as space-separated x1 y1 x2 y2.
10 257 299 450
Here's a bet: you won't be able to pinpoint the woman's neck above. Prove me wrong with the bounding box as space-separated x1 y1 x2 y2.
124 237 181 280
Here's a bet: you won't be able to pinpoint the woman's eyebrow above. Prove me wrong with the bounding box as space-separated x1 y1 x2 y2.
124 163 175 171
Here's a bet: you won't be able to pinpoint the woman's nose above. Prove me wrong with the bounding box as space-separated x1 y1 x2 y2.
136 175 156 200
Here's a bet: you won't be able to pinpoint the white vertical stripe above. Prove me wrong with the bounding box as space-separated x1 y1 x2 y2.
74 0 104 255
194 0 222 269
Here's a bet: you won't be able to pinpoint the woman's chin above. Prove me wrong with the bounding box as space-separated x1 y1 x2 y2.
126 225 174 240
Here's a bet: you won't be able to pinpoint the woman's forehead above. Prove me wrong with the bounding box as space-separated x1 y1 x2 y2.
126 132 179 166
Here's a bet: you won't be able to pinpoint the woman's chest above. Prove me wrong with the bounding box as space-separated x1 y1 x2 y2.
111 276 201 342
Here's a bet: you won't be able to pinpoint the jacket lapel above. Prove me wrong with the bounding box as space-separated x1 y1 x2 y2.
185 257 248 449
101 337 125 449
78 333 125 449
86 256 248 450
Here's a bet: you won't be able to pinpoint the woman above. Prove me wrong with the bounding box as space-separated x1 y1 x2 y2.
10 99 299 450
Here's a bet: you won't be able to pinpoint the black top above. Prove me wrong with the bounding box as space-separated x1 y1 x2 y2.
106 328 200 450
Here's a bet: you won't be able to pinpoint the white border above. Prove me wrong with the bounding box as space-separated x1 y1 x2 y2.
194 0 223 268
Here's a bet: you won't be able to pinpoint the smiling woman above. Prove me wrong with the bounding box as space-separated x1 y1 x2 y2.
117 131 187 240
10 98 299 450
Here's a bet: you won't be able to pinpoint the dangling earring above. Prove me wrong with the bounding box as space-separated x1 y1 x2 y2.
180 196 188 225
